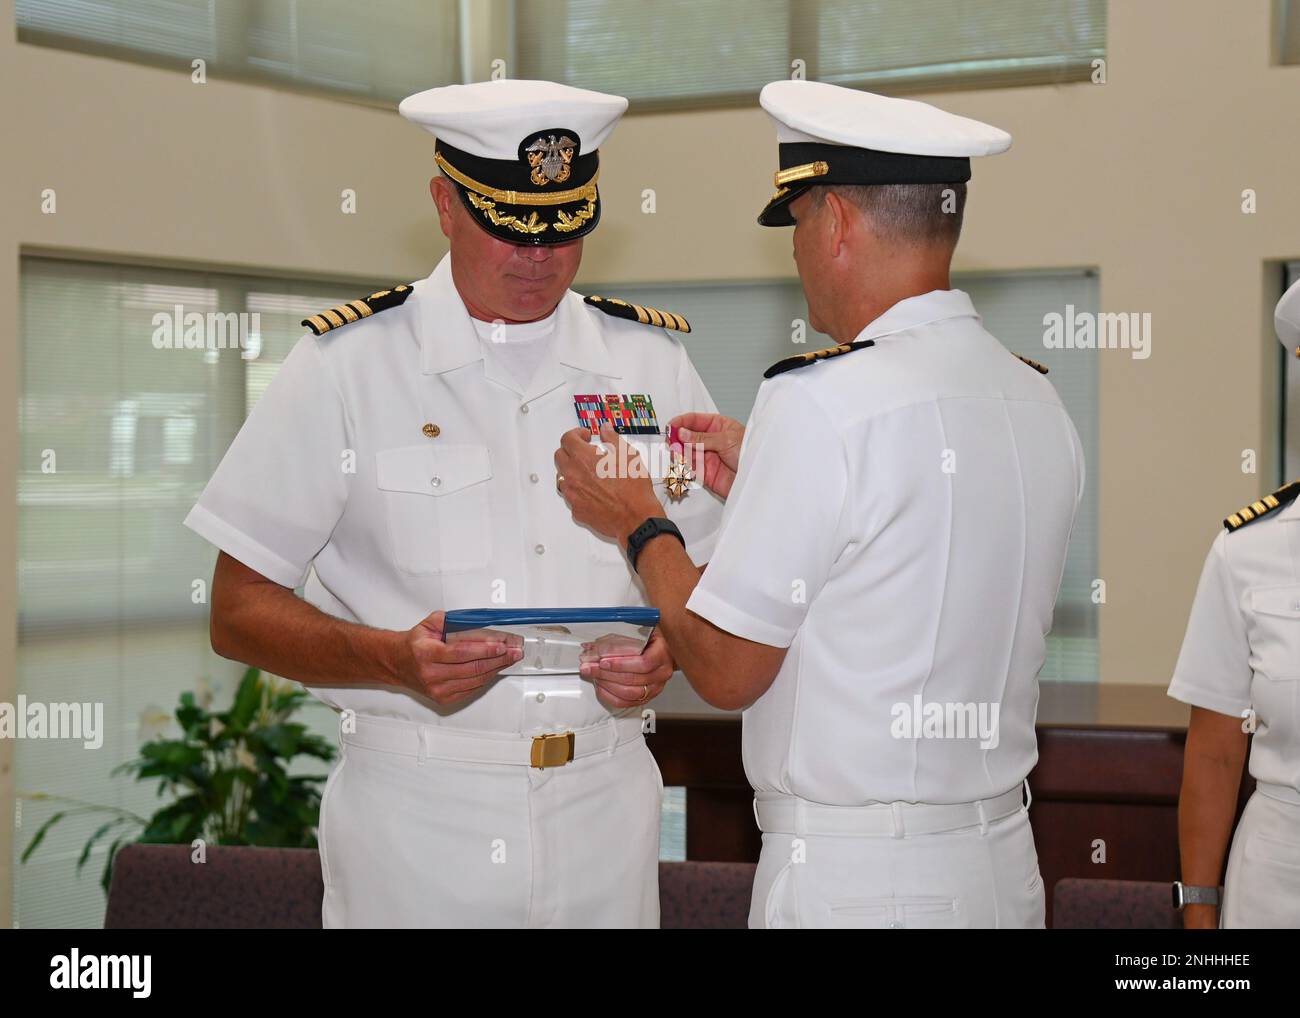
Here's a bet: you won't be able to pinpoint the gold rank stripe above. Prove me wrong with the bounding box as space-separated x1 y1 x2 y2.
584 295 691 333
763 339 876 378
1015 353 1050 374
302 285 411 336
1224 482 1300 531
804 344 852 362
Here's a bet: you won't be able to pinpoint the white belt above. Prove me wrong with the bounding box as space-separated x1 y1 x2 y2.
343 714 646 769
754 783 1028 838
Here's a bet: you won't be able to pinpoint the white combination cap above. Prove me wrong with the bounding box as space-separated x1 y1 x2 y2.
399 79 628 244
755 79 1011 226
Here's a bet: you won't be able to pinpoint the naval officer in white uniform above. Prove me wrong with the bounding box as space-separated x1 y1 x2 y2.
555 80 1084 928
184 79 723 928
1169 279 1300 930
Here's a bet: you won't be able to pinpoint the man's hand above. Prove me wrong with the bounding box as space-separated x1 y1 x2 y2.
390 610 523 705
669 412 744 499
580 629 675 710
554 425 663 542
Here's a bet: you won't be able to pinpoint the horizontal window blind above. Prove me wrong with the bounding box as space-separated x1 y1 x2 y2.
817 0 1105 92
517 0 793 105
517 0 1106 106
587 269 1099 682
16 256 373 928
16 0 461 102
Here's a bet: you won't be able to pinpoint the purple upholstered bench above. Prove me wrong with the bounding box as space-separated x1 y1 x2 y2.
103 844 756 929
1052 878 1181 929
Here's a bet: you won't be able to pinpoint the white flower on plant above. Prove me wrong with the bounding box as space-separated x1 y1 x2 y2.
138 706 172 742
195 675 215 711
209 717 225 740
234 743 257 772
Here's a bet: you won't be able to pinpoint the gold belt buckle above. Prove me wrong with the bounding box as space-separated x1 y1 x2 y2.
530 732 575 769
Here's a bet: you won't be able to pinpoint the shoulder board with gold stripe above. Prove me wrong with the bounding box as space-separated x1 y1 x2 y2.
1015 353 1049 374
1224 480 1300 532
763 340 875 379
301 284 413 336
584 295 691 333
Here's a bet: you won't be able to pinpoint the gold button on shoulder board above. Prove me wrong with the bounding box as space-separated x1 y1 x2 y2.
422 423 441 438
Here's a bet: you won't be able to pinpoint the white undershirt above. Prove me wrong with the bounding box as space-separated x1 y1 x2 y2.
471 307 558 390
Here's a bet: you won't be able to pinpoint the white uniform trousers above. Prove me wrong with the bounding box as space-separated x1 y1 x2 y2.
750 784 1044 929
318 714 662 928
1222 785 1300 929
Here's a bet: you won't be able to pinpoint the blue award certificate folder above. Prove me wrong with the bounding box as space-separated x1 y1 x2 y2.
442 607 660 676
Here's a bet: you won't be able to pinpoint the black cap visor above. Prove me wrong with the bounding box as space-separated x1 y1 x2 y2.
757 142 972 227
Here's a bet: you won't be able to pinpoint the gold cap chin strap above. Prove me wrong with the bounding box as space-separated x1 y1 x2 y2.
773 160 830 187
435 151 599 206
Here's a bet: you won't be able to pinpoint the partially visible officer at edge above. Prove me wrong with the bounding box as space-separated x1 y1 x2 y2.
1169 279 1300 929
555 80 1085 929
184 79 723 928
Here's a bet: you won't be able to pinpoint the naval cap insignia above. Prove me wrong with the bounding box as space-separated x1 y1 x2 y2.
522 131 578 186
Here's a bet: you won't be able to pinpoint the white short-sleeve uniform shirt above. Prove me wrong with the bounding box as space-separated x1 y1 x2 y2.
687 289 1085 807
185 253 723 734
1169 499 1300 803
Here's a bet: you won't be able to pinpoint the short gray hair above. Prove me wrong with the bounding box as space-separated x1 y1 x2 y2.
807 182 966 248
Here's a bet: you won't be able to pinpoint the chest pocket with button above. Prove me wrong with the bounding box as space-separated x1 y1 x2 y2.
1249 585 1300 681
376 444 493 574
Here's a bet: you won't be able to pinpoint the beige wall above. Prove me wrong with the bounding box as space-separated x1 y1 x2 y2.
3 0 1299 923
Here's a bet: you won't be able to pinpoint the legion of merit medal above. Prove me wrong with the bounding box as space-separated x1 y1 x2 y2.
664 454 695 502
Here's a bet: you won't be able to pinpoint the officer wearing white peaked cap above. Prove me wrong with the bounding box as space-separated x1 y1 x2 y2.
186 79 723 928
554 80 1085 928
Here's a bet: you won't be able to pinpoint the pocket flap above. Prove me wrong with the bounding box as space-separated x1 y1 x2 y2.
376 444 492 497
1250 586 1300 618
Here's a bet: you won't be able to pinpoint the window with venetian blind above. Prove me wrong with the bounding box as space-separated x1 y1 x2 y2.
515 0 1107 108
15 0 460 103
15 256 376 928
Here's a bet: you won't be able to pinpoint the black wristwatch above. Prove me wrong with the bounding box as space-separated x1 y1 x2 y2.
1171 881 1221 909
626 517 685 573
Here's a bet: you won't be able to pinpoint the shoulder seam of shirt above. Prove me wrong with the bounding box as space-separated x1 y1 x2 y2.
1210 528 1250 635
774 373 855 535
304 334 358 482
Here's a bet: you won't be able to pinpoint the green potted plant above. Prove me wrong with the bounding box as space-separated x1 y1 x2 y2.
20 667 336 893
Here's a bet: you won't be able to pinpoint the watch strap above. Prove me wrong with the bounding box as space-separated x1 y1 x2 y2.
1173 881 1221 908
626 517 685 573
